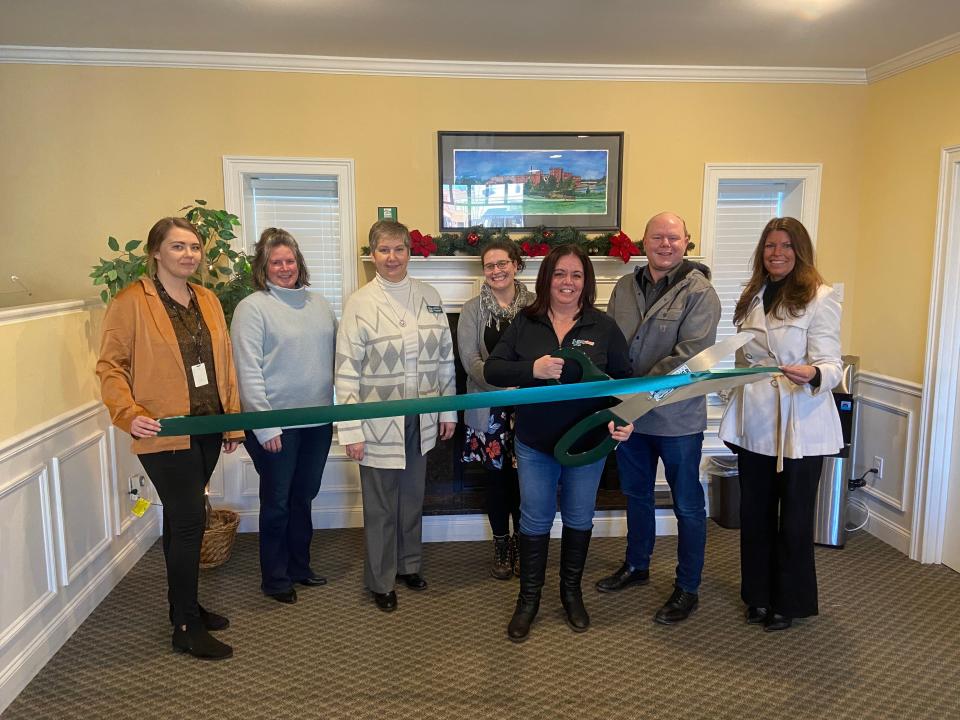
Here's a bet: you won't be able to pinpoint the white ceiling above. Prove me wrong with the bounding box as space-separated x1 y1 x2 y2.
3 0 960 70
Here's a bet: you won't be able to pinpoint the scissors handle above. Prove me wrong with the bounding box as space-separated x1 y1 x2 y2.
553 407 629 467
548 347 611 384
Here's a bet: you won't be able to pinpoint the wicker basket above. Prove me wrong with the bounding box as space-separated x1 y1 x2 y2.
200 503 240 569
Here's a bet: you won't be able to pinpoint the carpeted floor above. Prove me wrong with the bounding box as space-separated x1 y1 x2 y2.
5 524 960 719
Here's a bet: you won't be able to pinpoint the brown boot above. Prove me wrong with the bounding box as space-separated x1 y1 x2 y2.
490 534 513 580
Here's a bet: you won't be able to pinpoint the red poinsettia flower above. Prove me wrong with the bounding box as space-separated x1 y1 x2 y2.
608 231 640 263
467 232 480 246
409 229 437 258
521 241 550 257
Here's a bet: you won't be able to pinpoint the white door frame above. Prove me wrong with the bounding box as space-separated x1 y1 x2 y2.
913 144 960 563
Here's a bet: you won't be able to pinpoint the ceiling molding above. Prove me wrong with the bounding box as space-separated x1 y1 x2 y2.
0 45 868 84
867 31 960 83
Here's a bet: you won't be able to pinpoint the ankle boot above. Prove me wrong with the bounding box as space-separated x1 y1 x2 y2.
490 534 513 580
559 526 592 632
172 623 233 661
507 532 550 642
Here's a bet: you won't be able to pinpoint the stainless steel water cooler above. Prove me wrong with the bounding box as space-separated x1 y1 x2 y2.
813 355 859 548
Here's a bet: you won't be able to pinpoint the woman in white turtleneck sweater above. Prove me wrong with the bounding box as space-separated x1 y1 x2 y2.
231 228 337 605
335 220 457 613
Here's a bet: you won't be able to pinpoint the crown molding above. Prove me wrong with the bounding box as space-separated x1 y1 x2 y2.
866 31 960 83
0 45 867 84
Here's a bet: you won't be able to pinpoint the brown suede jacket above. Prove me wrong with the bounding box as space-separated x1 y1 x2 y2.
96 277 243 454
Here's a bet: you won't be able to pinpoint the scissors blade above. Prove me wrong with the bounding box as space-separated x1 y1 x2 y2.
611 371 766 424
612 332 754 404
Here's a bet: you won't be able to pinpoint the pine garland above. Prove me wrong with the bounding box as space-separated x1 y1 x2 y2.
362 225 645 260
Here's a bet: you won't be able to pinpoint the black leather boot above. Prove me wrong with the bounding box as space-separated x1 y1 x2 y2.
507 532 550 642
559 526 592 632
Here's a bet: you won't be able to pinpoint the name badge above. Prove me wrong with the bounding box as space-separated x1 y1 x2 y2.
191 362 209 388
571 339 594 347
427 305 444 314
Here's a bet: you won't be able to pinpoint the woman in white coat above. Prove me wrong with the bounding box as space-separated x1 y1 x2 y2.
719 217 842 632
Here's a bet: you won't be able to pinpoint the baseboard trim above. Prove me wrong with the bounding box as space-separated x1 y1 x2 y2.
864 510 911 554
237 507 678 541
0 511 160 714
421 510 678 542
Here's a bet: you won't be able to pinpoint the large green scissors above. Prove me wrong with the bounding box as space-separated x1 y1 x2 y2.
552 333 769 466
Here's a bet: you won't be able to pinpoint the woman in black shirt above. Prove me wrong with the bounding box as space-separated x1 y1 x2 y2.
485 244 633 642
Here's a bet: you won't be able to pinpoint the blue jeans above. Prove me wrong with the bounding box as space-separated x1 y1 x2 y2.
515 440 607 536
616 432 705 593
245 424 333 595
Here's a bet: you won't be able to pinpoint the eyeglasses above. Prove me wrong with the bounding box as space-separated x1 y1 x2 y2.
483 260 512 272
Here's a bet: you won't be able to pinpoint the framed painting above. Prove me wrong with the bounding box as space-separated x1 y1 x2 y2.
438 131 624 231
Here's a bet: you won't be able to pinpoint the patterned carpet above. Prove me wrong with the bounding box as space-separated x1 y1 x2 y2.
5 524 960 720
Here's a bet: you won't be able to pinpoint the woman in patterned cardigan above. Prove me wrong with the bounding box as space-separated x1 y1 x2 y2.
335 220 457 612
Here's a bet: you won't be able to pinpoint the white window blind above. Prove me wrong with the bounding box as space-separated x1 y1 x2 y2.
711 181 785 369
246 175 345 316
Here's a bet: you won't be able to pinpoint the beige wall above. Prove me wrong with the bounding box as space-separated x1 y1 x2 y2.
853 53 960 383
0 306 104 442
26 58 960 442
2 65 863 306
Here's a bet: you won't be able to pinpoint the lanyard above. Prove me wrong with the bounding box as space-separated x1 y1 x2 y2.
155 279 204 365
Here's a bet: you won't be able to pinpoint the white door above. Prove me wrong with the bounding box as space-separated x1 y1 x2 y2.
918 145 960 569
940 383 960 572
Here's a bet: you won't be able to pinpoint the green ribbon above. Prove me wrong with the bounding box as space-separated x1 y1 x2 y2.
158 367 773 438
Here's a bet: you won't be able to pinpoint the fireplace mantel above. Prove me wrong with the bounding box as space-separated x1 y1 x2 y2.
360 255 706 311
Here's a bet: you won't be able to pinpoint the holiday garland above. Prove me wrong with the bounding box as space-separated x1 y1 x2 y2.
362 226 645 263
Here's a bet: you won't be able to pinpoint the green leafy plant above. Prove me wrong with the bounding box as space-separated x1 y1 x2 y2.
90 200 254 322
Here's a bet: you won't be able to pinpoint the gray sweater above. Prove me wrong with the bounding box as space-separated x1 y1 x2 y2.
457 291 534 432
230 283 337 444
607 261 721 436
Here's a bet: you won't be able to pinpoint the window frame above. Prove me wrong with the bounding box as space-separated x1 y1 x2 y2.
221 155 359 307
699 162 823 267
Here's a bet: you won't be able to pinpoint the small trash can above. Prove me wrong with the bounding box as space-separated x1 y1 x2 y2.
707 455 740 529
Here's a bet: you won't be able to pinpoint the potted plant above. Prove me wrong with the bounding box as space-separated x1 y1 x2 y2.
90 200 254 323
91 200 254 566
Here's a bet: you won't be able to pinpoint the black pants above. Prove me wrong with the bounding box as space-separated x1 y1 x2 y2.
487 465 521 537
139 434 222 626
736 448 823 618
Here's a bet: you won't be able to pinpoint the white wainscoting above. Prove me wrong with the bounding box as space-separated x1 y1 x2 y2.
852 372 923 554
0 403 160 715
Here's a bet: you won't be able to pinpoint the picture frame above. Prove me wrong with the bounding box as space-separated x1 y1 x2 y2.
438 131 624 232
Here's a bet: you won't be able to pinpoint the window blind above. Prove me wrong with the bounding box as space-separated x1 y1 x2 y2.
248 175 344 316
711 181 784 369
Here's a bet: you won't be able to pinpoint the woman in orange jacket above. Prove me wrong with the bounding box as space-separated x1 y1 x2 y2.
97 217 243 660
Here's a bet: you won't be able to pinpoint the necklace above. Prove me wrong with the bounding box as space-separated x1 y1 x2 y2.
376 277 414 328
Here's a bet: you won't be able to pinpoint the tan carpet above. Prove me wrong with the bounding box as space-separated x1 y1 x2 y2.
4 524 959 719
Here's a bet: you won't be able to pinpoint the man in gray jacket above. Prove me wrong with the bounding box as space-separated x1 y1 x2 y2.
596 212 721 624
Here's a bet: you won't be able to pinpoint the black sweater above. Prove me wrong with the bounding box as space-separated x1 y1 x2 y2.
484 306 632 455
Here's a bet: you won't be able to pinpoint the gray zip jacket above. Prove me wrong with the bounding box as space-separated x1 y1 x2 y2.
607 261 721 436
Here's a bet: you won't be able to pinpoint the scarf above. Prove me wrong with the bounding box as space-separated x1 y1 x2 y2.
479 280 531 331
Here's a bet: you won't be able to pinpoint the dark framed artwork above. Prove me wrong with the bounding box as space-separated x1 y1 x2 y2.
438 131 624 231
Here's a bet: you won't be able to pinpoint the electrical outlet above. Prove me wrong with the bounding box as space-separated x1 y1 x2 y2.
873 456 884 480
127 475 137 494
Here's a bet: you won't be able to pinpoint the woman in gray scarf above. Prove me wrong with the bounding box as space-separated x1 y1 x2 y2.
458 239 534 579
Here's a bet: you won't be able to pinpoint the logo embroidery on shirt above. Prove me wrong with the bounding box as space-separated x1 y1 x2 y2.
571 339 595 347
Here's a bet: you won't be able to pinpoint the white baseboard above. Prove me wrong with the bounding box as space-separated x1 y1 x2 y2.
863 509 911 554
421 509 678 543
0 512 159 714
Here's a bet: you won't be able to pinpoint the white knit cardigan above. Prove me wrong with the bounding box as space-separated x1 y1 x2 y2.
334 278 457 469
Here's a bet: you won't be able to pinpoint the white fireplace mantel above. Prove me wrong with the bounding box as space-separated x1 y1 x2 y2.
360 255 702 311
